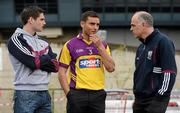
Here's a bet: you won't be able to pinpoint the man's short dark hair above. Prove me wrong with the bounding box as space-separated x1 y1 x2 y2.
81 11 99 22
20 6 44 25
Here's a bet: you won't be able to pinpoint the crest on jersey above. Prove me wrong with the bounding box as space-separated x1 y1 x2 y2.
147 51 153 60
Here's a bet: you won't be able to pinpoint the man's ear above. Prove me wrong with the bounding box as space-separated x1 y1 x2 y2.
29 17 35 24
142 22 149 27
80 21 84 28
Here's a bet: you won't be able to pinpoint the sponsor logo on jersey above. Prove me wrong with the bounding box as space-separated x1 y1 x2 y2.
79 58 101 68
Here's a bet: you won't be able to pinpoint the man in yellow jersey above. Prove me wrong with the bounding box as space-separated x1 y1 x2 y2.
58 11 115 113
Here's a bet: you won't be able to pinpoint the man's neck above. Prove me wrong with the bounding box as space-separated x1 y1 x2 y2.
23 25 36 36
82 32 90 42
142 27 154 40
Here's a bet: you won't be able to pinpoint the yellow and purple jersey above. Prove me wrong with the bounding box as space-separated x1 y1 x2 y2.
59 33 110 90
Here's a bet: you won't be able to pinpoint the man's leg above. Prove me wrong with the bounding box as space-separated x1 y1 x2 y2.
13 90 39 113
146 97 170 113
133 101 147 113
35 91 51 113
88 90 106 113
133 97 153 113
66 89 89 113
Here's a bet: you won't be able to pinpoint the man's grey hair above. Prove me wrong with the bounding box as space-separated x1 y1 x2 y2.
137 11 154 27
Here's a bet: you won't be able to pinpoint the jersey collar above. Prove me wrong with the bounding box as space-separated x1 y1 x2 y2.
139 29 158 44
77 33 93 45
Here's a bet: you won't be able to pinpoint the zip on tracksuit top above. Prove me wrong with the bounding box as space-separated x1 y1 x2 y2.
7 28 59 90
134 29 177 99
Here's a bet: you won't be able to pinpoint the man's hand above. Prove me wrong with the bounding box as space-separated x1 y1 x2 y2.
89 34 115 72
89 34 104 49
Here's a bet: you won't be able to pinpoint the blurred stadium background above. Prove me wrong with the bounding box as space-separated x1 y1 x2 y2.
0 0 180 113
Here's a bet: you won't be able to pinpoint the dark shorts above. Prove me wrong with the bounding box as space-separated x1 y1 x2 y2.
133 96 170 113
66 89 107 113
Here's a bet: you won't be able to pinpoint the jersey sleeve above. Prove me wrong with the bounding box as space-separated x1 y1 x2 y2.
102 40 111 55
8 33 59 72
105 45 111 55
58 42 71 69
157 39 177 96
39 46 59 73
8 34 38 70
